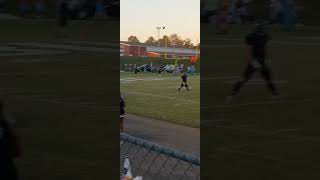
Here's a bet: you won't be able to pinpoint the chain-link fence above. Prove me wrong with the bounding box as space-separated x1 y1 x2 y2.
120 133 200 180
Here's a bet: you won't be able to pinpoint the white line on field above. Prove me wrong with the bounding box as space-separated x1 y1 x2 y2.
204 98 312 109
206 38 320 47
201 76 240 81
122 91 200 104
224 79 288 85
168 86 180 89
6 94 117 111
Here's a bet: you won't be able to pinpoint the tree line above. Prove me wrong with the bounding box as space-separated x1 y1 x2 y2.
127 34 199 49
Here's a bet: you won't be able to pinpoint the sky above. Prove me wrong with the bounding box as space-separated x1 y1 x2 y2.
120 0 200 44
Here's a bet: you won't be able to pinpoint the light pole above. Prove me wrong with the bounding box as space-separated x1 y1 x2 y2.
156 26 166 58
156 26 161 48
156 26 166 47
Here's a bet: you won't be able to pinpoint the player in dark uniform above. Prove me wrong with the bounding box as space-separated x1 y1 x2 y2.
178 73 190 92
230 23 278 99
0 101 21 180
120 94 125 133
56 0 69 38
57 0 69 27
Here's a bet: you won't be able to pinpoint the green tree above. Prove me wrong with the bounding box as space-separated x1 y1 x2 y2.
145 36 156 45
169 34 184 47
183 38 194 48
158 35 170 47
128 36 140 43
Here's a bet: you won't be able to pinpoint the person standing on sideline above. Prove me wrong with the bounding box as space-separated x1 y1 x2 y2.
120 94 126 133
0 101 21 180
56 0 69 38
228 23 279 102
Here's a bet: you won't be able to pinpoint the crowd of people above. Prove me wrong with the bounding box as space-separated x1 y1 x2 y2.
122 63 197 75
0 0 119 19
201 0 301 32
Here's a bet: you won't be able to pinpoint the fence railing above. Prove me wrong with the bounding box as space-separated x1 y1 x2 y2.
120 133 200 180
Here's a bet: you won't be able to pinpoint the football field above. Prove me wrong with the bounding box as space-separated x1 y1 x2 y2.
121 71 200 128
202 24 320 179
0 19 119 180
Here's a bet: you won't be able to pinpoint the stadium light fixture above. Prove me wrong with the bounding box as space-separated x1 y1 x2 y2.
156 26 162 47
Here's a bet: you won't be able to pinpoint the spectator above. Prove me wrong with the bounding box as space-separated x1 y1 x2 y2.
236 0 250 24
280 0 298 31
270 0 283 24
187 66 191 74
120 94 125 133
95 0 106 19
83 0 97 19
0 101 21 180
201 0 217 23
19 0 31 17
0 0 7 13
68 0 81 19
34 0 46 18
216 5 229 34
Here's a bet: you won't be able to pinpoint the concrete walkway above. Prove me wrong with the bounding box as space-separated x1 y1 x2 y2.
124 114 200 156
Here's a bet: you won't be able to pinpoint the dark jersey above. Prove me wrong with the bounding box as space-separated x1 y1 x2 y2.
57 1 69 26
245 31 270 59
181 74 188 83
120 96 125 115
0 119 18 180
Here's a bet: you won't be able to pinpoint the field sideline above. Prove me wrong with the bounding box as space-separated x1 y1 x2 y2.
0 19 120 180
202 23 320 179
121 71 200 128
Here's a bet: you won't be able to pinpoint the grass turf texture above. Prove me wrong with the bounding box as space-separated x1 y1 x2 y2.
121 71 200 128
201 23 320 179
0 20 119 179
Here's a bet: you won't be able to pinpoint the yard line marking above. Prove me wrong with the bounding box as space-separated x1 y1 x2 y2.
206 38 320 47
214 147 320 169
4 94 118 111
210 125 320 144
224 79 288 85
204 98 313 109
168 86 180 89
121 76 200 84
56 40 118 48
202 44 243 48
122 91 200 104
209 38 242 41
272 41 320 46
271 128 303 135
292 36 320 41
201 76 239 81
8 42 117 53
210 125 294 136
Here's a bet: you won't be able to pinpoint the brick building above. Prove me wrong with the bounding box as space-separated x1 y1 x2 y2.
120 42 147 57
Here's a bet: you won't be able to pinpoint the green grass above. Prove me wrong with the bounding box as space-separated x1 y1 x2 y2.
201 24 320 179
121 72 200 128
0 20 119 180
0 19 119 42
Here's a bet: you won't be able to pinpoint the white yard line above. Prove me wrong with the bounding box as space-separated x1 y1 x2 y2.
120 77 188 84
207 38 320 47
224 79 288 85
3 93 117 111
122 91 200 104
205 98 312 109
8 43 117 53
201 76 240 81
57 40 118 47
